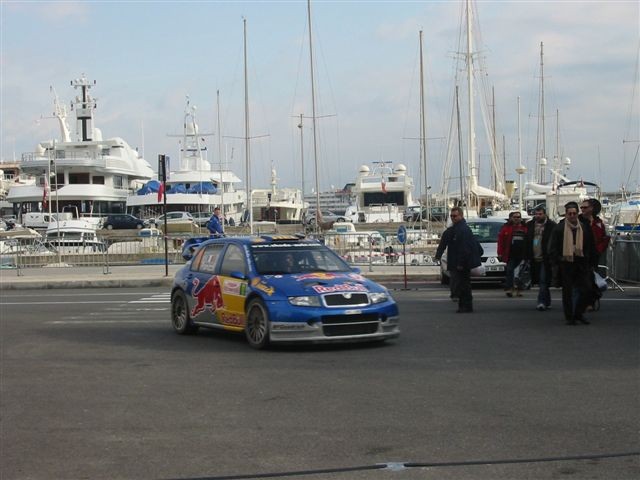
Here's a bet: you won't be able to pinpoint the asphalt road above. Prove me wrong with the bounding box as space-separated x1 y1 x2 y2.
1 285 639 480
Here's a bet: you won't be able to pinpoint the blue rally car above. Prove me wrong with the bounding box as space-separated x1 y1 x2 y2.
171 235 399 349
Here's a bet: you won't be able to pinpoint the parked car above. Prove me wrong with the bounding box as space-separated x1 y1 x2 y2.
303 209 347 225
191 211 213 227
171 235 400 349
439 217 507 285
152 211 195 225
102 214 147 230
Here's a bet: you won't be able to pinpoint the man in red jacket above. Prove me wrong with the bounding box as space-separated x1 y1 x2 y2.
497 211 528 297
579 199 610 265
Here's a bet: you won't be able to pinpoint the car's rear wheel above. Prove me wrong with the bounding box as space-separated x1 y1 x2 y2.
336 217 345 222
171 290 198 334
245 298 270 349
106 224 113 230
136 223 143 229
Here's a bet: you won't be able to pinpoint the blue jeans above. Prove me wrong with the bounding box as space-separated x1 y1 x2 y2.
535 261 551 307
505 258 521 289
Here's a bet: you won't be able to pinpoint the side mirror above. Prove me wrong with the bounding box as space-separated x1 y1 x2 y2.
230 271 248 281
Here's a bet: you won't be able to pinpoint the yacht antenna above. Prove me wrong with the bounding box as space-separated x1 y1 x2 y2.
243 18 252 234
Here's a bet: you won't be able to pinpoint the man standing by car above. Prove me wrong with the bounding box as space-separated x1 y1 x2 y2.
435 207 480 313
207 207 224 238
549 202 598 325
525 206 557 311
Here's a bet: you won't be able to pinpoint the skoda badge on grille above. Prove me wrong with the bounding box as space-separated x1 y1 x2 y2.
343 293 352 299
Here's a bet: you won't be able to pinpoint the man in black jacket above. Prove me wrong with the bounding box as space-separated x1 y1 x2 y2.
525 206 557 311
435 207 482 313
548 202 598 325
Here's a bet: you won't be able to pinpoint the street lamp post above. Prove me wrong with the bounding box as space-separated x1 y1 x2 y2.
515 165 527 212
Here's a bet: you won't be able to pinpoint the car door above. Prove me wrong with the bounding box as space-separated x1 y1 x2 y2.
216 243 250 331
186 243 225 324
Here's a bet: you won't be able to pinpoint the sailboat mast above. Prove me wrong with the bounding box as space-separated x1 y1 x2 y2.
243 18 253 234
466 0 477 193
298 113 305 197
307 0 321 231
539 41 547 183
419 30 429 232
217 90 225 220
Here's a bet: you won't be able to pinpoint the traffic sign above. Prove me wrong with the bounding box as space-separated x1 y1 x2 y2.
397 225 407 245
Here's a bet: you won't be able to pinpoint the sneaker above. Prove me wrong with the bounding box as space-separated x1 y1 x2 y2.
516 290 523 297
536 303 545 311
505 290 513 298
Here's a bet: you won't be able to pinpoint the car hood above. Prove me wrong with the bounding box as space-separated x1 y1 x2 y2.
252 271 383 299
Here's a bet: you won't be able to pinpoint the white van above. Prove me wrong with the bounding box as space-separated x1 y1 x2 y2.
23 212 73 229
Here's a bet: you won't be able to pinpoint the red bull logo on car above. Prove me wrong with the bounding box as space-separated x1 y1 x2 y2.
191 276 224 317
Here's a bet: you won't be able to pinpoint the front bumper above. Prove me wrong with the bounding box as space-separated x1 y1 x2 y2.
266 301 400 343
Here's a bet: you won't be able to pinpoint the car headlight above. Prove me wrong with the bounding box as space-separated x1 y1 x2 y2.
288 296 321 307
369 292 389 304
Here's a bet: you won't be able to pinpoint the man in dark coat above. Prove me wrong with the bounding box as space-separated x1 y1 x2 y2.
548 202 598 325
435 207 482 313
525 206 557 311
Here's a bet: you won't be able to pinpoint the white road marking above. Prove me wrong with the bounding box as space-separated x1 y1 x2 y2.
49 319 165 324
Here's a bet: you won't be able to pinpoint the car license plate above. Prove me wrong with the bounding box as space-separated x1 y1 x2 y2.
486 266 504 272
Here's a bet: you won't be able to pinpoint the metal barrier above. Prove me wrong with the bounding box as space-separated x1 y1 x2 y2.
322 231 438 271
1 229 442 275
609 233 640 284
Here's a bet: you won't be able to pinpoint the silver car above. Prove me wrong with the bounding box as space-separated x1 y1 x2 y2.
439 217 507 285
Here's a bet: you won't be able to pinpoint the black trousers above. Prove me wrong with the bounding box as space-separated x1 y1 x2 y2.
560 260 591 320
450 269 472 310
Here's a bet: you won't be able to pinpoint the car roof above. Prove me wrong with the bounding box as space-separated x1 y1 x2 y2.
200 234 319 248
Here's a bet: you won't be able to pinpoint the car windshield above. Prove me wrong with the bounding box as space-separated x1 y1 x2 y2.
251 244 351 275
467 221 505 242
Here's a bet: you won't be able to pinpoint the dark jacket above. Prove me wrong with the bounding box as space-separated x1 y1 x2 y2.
524 217 557 263
435 219 482 271
548 218 598 267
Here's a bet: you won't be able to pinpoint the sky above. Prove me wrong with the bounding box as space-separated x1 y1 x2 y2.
1 0 639 197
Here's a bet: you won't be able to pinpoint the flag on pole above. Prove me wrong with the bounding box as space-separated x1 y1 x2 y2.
42 179 49 209
157 181 165 203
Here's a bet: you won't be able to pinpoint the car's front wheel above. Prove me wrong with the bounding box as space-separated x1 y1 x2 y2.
245 298 270 349
171 290 198 334
106 224 113 230
136 223 143 229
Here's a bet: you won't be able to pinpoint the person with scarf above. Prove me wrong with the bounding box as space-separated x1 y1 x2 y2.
548 202 598 325
497 211 528 297
525 206 557 311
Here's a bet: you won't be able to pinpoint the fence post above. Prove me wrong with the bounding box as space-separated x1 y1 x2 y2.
368 234 373 272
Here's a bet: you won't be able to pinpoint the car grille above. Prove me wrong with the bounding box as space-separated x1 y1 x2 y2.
481 256 488 262
321 314 380 337
323 293 370 307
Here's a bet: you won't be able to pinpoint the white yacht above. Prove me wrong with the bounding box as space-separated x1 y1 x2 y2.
126 101 246 224
251 168 306 223
7 75 154 222
44 218 105 254
344 162 416 223
0 161 35 217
